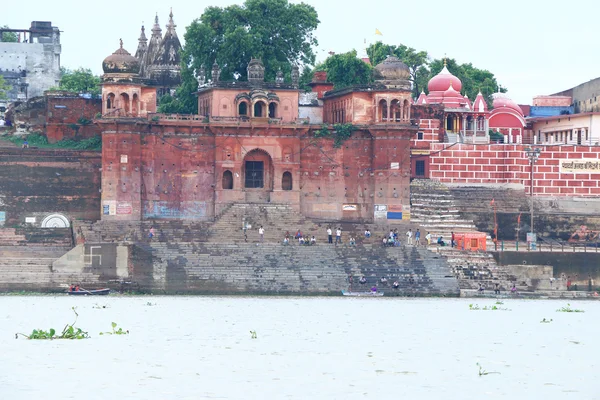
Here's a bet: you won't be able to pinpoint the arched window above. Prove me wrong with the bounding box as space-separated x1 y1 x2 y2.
282 171 293 190
403 99 410 121
222 170 233 190
120 93 130 114
106 93 115 109
379 99 388 122
238 102 248 116
132 94 139 116
269 102 278 118
390 100 401 121
254 101 265 117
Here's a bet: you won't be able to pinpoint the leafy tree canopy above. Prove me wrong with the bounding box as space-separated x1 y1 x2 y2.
1 25 18 42
0 75 10 100
57 68 101 96
165 0 319 114
314 50 373 90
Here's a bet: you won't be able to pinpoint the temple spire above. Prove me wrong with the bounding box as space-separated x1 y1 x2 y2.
166 8 177 34
135 25 148 60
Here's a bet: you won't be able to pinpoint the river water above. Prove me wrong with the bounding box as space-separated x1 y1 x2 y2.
0 296 598 400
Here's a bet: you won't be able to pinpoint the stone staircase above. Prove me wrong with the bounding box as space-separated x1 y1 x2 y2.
410 179 478 240
437 247 533 292
0 246 72 291
133 241 459 295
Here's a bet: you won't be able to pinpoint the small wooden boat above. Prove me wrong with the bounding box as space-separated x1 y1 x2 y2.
67 288 111 296
341 290 384 297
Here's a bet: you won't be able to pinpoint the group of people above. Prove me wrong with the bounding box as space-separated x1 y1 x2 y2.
281 230 316 246
478 282 518 295
68 285 81 292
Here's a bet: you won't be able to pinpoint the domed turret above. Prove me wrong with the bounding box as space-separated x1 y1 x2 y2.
373 55 411 90
102 39 140 75
247 58 265 83
374 55 410 81
428 60 462 93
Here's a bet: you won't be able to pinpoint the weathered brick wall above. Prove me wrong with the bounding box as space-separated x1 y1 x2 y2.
46 95 102 142
429 144 600 196
0 149 102 225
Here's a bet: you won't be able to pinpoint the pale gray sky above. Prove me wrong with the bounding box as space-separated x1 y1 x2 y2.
4 0 598 103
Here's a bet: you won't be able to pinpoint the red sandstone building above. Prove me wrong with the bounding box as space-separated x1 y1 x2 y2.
98 46 416 222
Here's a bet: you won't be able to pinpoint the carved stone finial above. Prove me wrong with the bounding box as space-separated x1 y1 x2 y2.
119 38 123 48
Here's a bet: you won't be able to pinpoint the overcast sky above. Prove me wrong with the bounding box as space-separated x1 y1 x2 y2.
4 0 598 104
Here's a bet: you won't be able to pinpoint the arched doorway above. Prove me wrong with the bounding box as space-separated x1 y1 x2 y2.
282 171 293 190
243 149 273 202
222 170 233 189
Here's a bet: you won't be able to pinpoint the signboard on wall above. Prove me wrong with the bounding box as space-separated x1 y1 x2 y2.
387 204 403 220
390 162 400 170
342 204 358 211
374 204 387 220
120 154 128 164
0 211 5 226
559 159 600 173
402 205 411 221
102 201 116 216
116 202 133 215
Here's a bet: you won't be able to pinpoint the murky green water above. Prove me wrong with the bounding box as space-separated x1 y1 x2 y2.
0 296 597 399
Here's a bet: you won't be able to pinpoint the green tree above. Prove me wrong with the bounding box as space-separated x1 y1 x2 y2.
0 75 10 99
1 25 18 42
318 50 373 89
367 41 430 98
427 58 506 108
298 51 373 92
58 68 101 96
172 0 319 114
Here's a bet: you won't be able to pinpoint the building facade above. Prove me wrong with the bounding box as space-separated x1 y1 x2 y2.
0 21 61 113
98 50 415 222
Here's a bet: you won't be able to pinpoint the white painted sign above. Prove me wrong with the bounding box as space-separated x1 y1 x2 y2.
25 217 36 223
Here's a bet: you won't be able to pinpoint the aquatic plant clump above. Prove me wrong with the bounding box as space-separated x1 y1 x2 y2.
16 307 89 340
469 304 509 311
99 322 129 336
556 304 584 313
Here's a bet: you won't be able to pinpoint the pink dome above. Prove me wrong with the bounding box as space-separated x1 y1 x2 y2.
428 65 462 93
492 93 523 116
443 82 462 99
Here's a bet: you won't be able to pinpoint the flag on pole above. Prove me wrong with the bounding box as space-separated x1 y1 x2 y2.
517 213 521 225
375 28 383 36
490 199 495 206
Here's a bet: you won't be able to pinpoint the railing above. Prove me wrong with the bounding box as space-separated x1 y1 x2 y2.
139 113 313 125
492 240 600 253
148 113 207 122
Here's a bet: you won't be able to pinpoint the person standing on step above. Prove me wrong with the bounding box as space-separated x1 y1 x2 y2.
148 226 155 240
451 231 455 248
425 232 431 245
335 227 342 245
327 226 333 244
415 229 421 246
406 229 413 246
258 226 265 243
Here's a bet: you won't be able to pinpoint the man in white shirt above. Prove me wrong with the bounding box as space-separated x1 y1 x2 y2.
406 229 413 245
258 226 264 242
327 227 333 244
335 228 342 245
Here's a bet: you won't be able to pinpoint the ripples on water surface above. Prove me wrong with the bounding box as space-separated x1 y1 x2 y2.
0 296 598 400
